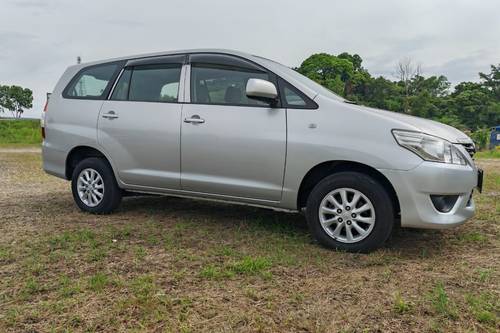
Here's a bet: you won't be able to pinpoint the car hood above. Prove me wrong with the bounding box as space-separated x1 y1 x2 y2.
357 104 473 144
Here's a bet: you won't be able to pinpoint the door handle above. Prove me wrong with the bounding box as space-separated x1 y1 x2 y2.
184 115 205 124
102 110 119 119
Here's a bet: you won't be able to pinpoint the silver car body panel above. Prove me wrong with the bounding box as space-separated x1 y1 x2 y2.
43 48 478 229
180 103 286 201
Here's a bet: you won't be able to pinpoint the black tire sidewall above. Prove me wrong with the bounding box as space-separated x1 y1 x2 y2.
71 157 122 214
306 172 394 253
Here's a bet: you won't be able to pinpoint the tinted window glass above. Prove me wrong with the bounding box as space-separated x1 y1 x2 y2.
191 65 270 106
284 86 307 106
128 65 181 102
279 79 317 109
66 63 118 98
110 69 132 101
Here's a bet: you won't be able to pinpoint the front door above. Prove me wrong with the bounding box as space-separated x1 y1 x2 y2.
180 55 286 201
98 59 184 189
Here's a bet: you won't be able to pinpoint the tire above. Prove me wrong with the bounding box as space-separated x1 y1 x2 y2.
306 172 394 253
71 157 122 214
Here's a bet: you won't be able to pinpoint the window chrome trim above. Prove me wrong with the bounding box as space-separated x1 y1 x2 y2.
106 68 125 100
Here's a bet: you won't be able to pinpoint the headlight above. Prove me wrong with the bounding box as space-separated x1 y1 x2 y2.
392 130 468 165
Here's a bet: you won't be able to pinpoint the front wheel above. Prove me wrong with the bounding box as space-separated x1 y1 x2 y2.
306 172 394 253
71 157 122 214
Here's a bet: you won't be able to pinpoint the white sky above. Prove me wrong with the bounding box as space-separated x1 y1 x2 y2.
1 0 499 118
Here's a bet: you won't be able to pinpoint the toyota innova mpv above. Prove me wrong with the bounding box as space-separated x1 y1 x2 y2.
42 49 483 252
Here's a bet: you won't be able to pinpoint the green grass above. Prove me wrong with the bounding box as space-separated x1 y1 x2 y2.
88 272 111 292
429 282 458 319
393 291 412 314
475 149 500 158
0 119 42 145
465 293 498 325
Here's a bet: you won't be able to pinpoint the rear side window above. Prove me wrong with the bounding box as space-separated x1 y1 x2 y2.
64 63 121 99
128 65 181 103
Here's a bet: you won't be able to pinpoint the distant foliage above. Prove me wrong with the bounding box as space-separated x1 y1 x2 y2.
297 53 500 133
0 85 33 118
470 128 490 150
0 119 41 144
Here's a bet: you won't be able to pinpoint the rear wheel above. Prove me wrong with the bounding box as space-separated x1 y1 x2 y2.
71 157 122 214
306 172 394 253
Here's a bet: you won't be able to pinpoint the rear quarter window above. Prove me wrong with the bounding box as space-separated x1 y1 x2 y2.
63 62 123 99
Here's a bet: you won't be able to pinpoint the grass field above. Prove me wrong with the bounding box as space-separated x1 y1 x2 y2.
0 150 498 332
0 119 42 146
476 149 500 159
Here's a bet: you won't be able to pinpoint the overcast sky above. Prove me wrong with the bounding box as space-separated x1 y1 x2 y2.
1 0 499 118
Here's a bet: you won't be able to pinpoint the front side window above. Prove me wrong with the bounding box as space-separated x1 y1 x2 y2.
191 65 271 106
279 79 318 109
128 65 181 103
65 63 119 99
284 86 307 106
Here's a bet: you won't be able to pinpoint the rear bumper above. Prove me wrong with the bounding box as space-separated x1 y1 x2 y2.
379 162 477 229
42 141 67 179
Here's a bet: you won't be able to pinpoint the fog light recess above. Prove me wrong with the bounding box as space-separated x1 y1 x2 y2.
430 195 459 213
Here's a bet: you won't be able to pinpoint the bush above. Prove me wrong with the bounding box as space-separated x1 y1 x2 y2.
0 119 41 144
470 128 490 150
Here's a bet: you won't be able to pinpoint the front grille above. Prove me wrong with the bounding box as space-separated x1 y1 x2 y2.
460 143 476 158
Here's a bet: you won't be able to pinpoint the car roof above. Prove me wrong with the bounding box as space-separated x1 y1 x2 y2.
78 49 257 67
71 49 344 101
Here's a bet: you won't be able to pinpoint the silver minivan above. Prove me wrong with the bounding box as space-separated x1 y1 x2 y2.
42 49 483 252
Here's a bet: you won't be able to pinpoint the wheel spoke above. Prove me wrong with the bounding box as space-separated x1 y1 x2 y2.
327 195 343 209
349 192 361 207
353 204 370 213
345 225 354 242
321 217 337 227
86 192 92 205
352 221 367 235
355 215 375 225
331 223 343 237
321 206 337 215
93 190 103 198
340 189 348 206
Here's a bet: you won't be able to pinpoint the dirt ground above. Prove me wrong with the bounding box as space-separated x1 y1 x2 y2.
0 150 498 332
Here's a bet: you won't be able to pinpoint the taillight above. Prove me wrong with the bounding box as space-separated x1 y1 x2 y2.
41 93 50 140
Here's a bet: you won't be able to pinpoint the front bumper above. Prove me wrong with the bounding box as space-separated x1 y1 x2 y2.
379 162 478 229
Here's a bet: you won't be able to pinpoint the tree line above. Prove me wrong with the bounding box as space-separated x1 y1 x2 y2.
297 52 499 145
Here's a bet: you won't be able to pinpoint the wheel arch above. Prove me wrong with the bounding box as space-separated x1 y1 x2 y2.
297 160 400 217
65 145 113 180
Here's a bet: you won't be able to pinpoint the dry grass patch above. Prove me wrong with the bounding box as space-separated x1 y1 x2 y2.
0 151 498 332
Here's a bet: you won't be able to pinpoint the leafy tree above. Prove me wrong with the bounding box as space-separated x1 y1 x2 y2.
479 64 500 100
338 52 363 71
296 52 500 133
297 53 354 95
0 85 33 118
